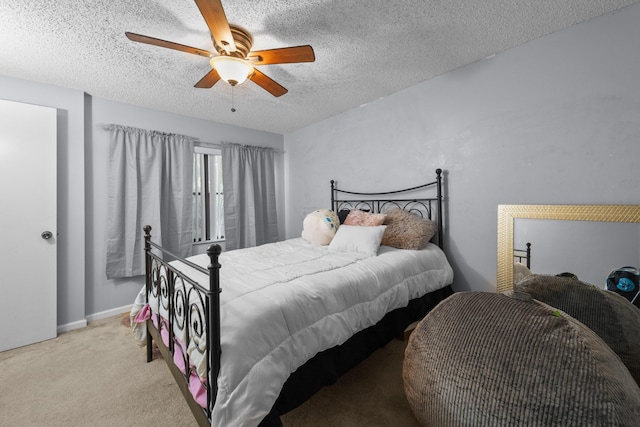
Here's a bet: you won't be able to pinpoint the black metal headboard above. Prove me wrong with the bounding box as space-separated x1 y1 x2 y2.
331 168 444 249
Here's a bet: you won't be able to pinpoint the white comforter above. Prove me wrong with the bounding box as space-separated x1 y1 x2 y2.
144 238 453 427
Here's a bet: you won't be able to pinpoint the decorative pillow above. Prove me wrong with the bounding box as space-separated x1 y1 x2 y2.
328 225 386 257
343 209 386 226
301 209 340 245
380 209 436 250
515 274 640 386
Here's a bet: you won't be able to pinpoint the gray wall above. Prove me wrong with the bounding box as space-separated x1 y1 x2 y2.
284 4 640 292
0 77 283 329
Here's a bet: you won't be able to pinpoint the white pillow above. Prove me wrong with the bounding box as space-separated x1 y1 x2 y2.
328 225 387 257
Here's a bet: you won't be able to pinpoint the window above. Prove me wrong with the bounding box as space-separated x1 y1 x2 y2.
193 147 224 242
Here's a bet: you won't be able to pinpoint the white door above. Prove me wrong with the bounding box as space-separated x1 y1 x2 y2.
0 99 57 352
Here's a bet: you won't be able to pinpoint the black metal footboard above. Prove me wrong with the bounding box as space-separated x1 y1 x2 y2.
144 225 220 426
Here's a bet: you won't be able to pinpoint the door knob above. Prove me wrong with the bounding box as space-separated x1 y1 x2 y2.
41 231 53 240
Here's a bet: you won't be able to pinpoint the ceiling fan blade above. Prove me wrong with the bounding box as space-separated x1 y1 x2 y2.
194 68 221 88
250 69 288 97
125 32 211 57
248 45 316 65
194 0 236 53
248 45 315 65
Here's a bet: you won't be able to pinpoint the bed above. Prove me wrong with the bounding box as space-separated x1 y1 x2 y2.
135 168 454 427
514 242 531 269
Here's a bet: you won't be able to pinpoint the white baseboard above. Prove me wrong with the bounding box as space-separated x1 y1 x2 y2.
57 304 133 335
57 319 87 334
85 304 133 323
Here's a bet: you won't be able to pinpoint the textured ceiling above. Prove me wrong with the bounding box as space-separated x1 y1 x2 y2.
0 1 638 134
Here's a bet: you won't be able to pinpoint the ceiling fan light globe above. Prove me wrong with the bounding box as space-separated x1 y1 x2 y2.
210 56 254 86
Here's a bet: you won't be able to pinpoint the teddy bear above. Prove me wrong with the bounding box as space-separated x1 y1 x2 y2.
301 209 340 245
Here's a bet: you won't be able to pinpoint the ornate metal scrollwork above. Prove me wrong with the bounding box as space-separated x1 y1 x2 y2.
379 200 434 219
150 258 161 299
189 308 207 355
159 264 170 312
337 199 434 219
174 277 187 332
337 200 375 213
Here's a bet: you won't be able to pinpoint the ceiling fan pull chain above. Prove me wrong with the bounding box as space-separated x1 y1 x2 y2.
231 86 236 113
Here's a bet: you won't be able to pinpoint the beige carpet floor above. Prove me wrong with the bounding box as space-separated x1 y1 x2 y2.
0 314 420 426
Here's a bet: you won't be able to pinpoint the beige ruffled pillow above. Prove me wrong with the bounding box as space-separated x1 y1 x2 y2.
381 209 436 250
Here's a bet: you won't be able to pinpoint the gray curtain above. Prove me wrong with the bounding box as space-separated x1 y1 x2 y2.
221 142 279 250
104 125 194 279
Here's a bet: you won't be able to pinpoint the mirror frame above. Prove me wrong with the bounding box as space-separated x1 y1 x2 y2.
497 204 640 293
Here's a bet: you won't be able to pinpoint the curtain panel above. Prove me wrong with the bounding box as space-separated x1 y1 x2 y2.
221 142 279 250
104 124 195 279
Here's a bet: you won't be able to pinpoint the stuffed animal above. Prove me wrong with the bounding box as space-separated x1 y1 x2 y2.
301 209 340 245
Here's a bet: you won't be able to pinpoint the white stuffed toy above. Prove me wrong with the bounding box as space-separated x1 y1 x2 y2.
301 209 340 245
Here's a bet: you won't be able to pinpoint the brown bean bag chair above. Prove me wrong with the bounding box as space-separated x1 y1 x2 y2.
403 291 640 426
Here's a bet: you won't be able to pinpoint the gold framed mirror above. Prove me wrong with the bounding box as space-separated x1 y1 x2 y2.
497 204 640 293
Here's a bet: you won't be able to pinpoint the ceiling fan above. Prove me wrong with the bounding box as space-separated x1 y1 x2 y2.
125 0 315 97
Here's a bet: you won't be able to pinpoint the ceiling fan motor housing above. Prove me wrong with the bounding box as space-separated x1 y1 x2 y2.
216 25 253 58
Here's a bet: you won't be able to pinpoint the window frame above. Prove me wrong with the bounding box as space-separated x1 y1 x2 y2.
193 146 224 243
